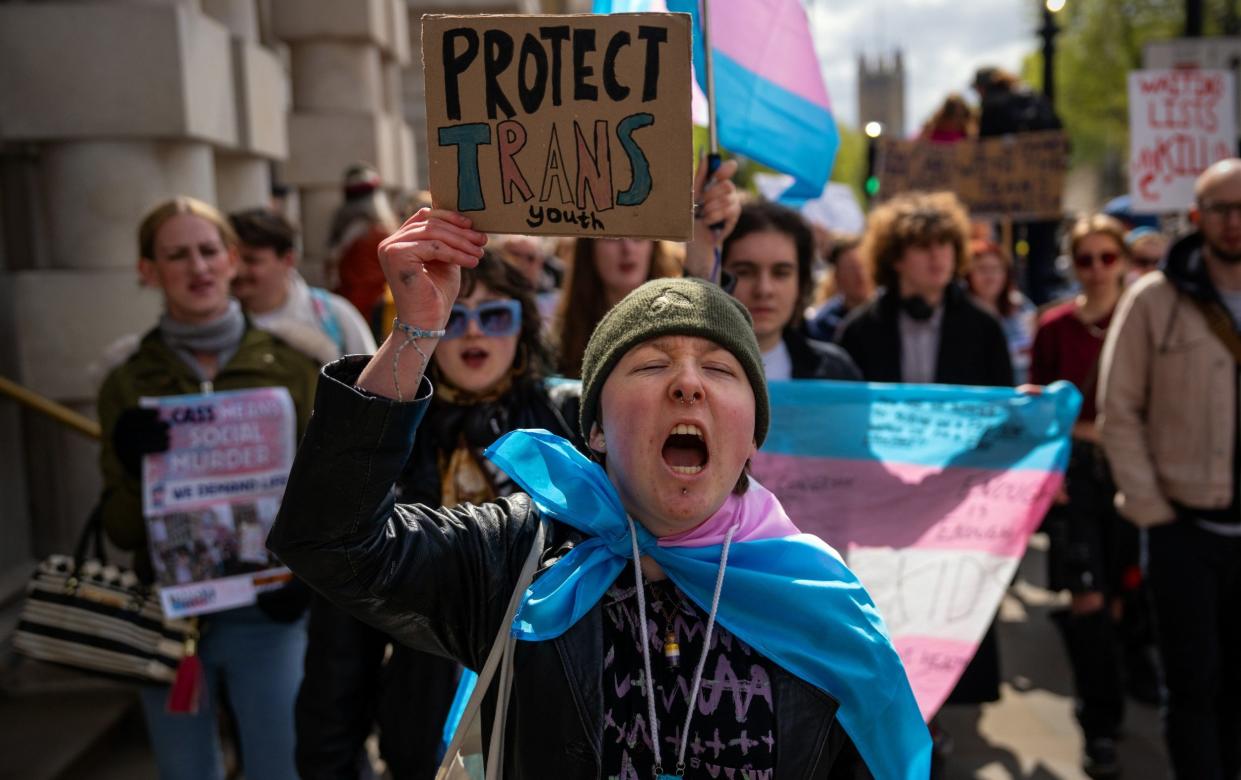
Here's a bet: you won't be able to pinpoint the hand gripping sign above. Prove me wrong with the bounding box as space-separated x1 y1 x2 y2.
422 13 693 240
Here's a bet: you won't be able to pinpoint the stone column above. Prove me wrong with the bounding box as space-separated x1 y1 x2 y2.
273 0 414 289
401 1 537 191
0 0 288 562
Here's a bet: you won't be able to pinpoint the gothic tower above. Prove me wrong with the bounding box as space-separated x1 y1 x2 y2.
857 51 906 136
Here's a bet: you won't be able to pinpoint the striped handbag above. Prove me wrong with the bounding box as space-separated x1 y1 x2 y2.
14 504 194 683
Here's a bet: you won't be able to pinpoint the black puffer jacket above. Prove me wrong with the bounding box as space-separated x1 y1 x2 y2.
269 357 871 779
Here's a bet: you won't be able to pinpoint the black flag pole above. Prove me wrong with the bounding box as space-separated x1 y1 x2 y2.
701 0 726 281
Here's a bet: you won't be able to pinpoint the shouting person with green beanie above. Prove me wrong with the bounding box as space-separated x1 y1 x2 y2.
269 207 931 779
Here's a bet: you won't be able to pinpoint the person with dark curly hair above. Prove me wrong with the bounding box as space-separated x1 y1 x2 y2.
294 253 583 780
1032 213 1134 778
835 190 1012 769
836 191 1013 387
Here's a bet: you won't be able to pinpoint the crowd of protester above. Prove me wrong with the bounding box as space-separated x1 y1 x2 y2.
83 63 1241 779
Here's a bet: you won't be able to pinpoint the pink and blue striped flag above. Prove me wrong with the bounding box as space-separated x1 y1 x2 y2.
593 0 839 204
753 379 1081 717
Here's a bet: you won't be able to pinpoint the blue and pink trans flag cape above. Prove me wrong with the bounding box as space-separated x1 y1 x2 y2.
592 0 839 205
753 379 1082 718
484 429 932 779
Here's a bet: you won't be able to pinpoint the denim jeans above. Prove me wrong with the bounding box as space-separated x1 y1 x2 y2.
139 605 306 780
1146 521 1241 779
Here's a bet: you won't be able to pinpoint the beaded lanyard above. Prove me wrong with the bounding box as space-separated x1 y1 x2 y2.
626 518 737 779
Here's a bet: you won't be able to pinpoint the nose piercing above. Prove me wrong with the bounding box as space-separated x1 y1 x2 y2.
679 396 695 406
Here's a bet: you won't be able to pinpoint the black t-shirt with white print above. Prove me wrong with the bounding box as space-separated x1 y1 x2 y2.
600 568 778 780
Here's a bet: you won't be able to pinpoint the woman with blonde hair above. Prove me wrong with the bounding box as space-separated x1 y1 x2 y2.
98 196 318 779
1030 213 1133 777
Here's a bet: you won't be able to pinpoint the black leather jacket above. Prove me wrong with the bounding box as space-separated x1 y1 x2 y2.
269 358 872 779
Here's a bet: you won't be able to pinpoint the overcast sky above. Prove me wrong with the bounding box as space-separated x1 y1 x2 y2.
807 0 1039 134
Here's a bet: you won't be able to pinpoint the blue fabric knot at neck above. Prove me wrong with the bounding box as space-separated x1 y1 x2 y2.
485 429 932 780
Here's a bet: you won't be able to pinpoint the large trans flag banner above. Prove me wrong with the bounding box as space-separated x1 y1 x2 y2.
593 0 838 204
753 380 1081 718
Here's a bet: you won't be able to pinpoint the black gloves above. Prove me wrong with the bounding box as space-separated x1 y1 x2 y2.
112 407 170 478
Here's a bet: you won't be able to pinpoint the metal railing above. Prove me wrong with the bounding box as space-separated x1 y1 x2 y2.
0 376 101 440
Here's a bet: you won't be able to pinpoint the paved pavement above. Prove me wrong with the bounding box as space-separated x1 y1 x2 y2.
939 535 1168 779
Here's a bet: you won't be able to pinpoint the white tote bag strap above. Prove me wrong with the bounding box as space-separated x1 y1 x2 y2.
436 516 548 780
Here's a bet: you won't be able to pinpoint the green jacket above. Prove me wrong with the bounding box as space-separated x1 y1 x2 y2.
97 325 319 574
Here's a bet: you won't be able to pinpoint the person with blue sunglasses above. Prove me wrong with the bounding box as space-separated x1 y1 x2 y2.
293 251 584 780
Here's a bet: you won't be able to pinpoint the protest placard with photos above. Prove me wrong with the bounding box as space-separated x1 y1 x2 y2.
876 131 1069 220
422 13 693 240
141 387 296 618
1128 68 1237 214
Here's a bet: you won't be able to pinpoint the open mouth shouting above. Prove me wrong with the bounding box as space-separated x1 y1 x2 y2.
662 423 709 476
460 346 490 369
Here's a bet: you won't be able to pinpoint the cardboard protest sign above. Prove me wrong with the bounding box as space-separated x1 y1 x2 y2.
1128 68 1237 214
875 131 1069 219
422 14 693 240
751 380 1079 718
141 388 296 618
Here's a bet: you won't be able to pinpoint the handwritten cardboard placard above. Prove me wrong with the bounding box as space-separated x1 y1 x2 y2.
1128 68 1237 214
876 131 1069 219
422 14 693 240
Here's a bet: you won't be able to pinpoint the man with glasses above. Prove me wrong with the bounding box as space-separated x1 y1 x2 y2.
1099 158 1241 778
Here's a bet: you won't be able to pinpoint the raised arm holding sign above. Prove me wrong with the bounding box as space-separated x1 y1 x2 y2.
423 14 694 240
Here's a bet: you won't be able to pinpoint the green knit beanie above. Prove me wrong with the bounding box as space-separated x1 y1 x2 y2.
579 277 769 447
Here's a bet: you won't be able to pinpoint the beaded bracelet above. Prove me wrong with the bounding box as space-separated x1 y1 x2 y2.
392 318 445 402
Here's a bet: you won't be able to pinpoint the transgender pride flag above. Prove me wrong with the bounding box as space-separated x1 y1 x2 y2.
753 380 1081 718
593 0 839 204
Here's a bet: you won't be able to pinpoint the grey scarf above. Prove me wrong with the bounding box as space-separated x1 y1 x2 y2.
159 300 246 381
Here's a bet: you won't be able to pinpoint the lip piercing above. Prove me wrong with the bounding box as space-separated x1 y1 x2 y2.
681 488 688 495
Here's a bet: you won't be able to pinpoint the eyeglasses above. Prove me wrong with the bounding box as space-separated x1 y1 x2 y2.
443 299 522 340
1201 201 1241 219
1073 251 1120 269
1132 254 1162 269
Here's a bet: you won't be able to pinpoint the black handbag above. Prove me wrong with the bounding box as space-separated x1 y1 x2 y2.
13 503 195 684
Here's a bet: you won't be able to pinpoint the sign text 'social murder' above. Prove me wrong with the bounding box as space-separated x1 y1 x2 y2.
422 14 693 240
141 387 296 618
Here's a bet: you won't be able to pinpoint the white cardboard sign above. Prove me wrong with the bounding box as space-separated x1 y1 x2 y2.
1128 68 1237 214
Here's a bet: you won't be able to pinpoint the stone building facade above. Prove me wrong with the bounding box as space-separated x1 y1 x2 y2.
0 0 588 610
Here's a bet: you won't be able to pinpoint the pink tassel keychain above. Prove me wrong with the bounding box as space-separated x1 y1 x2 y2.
166 620 202 714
